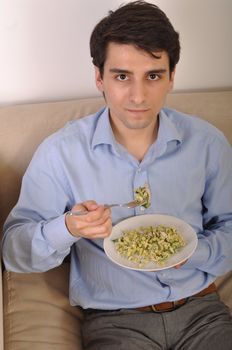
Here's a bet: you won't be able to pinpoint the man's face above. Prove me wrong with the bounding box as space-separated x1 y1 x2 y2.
95 42 175 132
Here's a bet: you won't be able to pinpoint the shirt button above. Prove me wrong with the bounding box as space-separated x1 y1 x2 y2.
137 167 141 173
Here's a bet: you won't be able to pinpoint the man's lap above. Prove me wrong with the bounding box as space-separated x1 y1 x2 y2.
81 293 232 350
164 293 232 349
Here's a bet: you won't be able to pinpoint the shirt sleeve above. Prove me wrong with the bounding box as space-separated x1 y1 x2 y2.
2 137 80 273
183 135 232 276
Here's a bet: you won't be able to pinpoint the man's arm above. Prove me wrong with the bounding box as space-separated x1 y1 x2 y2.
182 136 232 276
2 139 111 273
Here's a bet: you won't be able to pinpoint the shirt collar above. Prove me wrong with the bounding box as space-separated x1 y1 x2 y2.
158 109 182 145
91 107 118 150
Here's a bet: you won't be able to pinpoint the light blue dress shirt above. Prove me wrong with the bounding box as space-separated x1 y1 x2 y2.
2 107 232 309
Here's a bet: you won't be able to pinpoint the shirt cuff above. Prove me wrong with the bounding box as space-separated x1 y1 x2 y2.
43 214 80 252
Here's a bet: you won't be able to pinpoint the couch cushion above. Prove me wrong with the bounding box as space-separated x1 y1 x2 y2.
3 262 83 350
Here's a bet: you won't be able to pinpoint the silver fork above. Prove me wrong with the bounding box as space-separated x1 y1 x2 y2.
67 200 143 216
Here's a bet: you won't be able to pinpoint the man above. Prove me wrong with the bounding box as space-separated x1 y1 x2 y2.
2 1 232 349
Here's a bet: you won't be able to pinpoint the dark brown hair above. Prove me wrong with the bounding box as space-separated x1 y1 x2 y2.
90 1 180 77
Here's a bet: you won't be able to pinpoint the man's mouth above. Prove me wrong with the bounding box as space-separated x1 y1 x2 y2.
126 108 149 113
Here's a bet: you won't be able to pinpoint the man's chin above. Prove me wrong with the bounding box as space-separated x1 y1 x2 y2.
123 120 154 130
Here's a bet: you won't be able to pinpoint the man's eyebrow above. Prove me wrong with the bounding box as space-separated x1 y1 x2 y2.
109 68 132 74
109 68 167 74
147 69 167 74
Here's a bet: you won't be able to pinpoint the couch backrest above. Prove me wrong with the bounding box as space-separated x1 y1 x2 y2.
0 91 232 238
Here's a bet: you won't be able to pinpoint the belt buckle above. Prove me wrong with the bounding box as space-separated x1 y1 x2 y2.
151 304 162 312
151 300 186 313
151 302 174 313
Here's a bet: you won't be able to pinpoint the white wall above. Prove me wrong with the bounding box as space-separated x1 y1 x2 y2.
0 0 231 106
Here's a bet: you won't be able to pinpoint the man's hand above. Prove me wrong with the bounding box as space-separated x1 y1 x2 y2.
65 200 112 239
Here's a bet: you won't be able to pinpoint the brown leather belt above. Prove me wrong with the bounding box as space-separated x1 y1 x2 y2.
135 283 217 313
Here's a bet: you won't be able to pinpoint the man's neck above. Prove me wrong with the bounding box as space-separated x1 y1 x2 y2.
111 119 159 162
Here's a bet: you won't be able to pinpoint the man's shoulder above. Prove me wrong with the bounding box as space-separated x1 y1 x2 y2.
163 107 227 144
61 107 106 135
31 107 106 159
44 107 106 144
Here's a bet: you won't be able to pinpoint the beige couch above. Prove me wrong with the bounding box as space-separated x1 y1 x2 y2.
1 91 232 350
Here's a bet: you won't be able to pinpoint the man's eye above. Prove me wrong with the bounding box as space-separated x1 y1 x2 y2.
117 74 128 81
148 73 159 80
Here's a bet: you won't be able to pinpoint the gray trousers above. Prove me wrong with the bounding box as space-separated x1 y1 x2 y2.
81 293 232 350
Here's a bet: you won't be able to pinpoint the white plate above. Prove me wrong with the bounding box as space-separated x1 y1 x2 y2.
104 214 198 271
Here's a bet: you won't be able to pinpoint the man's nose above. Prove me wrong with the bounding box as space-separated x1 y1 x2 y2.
129 82 146 105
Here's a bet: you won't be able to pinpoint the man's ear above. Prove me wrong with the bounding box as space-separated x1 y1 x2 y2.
94 66 104 93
